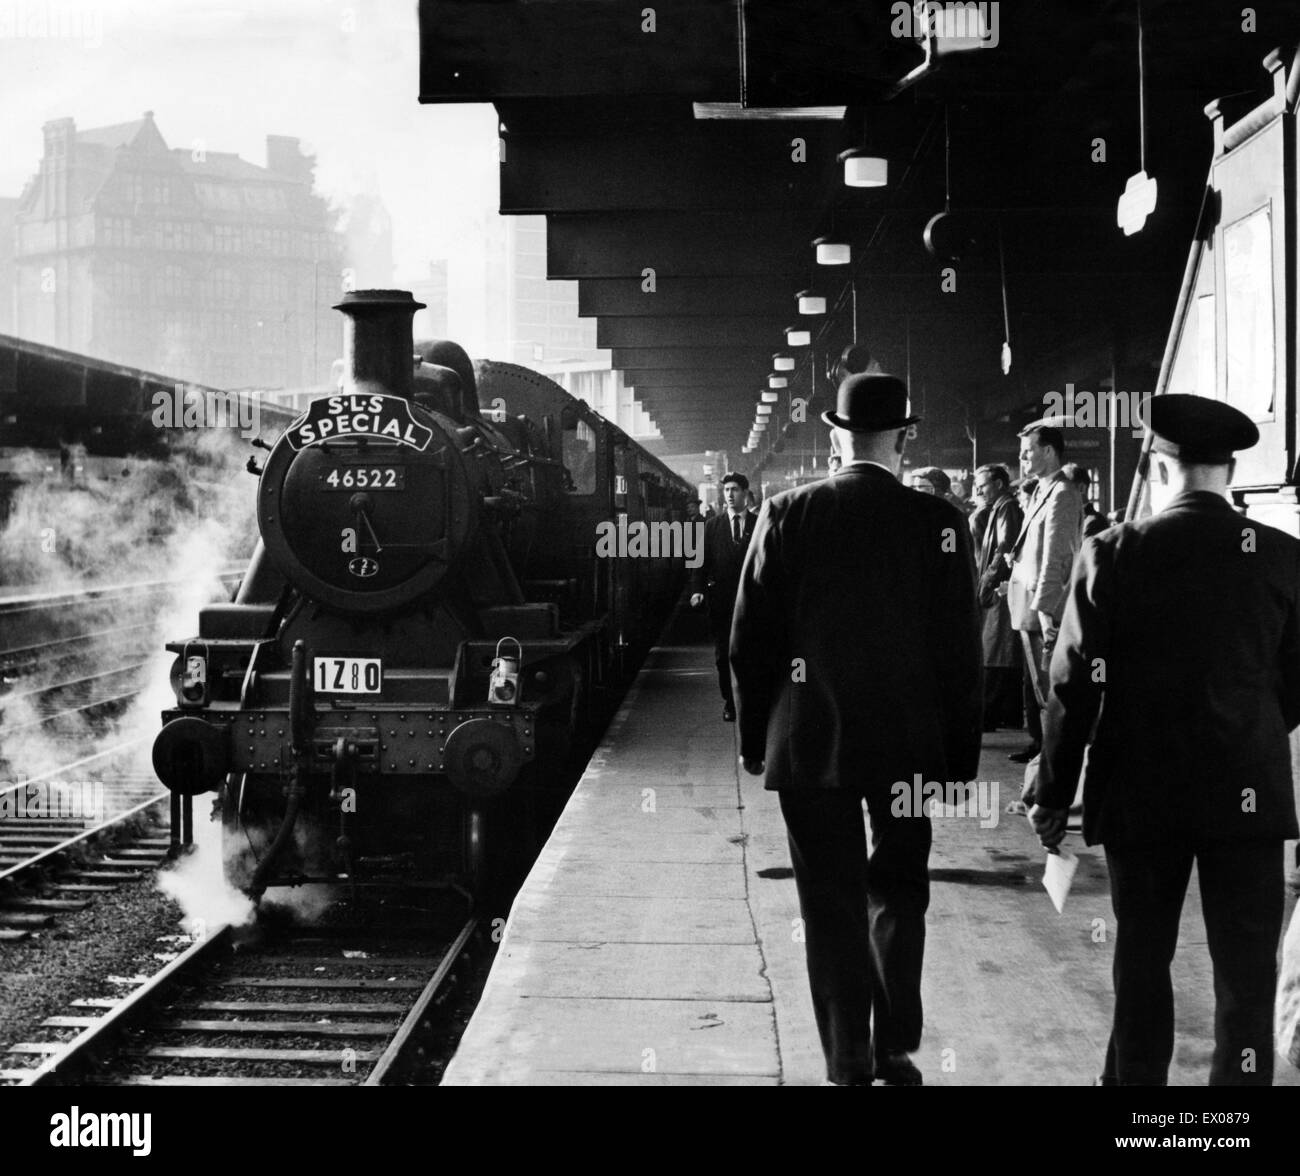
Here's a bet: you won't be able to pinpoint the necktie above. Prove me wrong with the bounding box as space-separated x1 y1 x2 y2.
733 515 742 543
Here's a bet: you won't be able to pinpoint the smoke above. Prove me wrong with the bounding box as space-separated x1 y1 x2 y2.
0 428 263 930
157 801 255 937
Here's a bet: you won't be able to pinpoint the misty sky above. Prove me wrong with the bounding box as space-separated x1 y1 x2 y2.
0 0 501 282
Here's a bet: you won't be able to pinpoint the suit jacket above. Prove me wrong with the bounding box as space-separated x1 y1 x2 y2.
1036 491 1300 846
977 492 1024 666
1007 470 1084 631
730 464 983 793
691 510 756 623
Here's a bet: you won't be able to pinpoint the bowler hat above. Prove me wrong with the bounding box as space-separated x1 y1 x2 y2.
822 373 920 432
1142 394 1259 464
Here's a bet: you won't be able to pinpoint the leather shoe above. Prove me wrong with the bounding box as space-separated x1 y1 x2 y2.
722 704 736 722
1007 745 1041 764
873 1052 923 1086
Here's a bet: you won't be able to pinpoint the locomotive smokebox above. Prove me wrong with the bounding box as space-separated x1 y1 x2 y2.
334 289 427 402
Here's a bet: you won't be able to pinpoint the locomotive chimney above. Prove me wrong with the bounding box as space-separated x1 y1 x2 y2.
333 289 426 401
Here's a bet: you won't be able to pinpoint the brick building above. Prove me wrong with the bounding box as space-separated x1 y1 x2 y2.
11 112 345 390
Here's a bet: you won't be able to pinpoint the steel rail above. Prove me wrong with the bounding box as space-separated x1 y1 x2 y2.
363 916 479 1085
19 926 234 1086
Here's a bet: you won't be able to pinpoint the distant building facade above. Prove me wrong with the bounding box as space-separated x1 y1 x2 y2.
505 217 598 366
410 259 449 341
341 192 393 290
0 196 16 335
12 112 345 389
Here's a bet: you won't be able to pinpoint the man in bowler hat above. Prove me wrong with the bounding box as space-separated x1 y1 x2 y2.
731 374 983 1085
1031 394 1300 1085
691 471 756 722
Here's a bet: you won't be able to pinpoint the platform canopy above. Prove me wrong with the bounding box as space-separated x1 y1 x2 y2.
419 0 1300 461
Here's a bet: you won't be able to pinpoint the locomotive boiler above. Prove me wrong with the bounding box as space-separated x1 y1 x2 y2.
151 289 691 897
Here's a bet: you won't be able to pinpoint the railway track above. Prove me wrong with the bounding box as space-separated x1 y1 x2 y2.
3 914 480 1086
0 571 246 919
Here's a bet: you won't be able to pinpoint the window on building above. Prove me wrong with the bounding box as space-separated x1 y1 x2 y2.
213 224 239 253
156 265 190 300
207 268 240 302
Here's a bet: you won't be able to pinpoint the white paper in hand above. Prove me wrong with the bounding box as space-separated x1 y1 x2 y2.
1043 848 1078 914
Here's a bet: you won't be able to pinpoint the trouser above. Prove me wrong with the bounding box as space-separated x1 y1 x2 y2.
1019 629 1046 746
983 666 1022 728
778 789 932 1084
1101 841 1285 1086
710 607 735 706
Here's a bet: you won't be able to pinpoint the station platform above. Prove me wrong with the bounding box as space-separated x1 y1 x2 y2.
442 613 1300 1087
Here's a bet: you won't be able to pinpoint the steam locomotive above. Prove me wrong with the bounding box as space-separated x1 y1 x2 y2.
151 290 692 896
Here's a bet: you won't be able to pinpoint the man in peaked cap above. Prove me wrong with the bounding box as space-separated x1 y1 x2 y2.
731 373 982 1086
1030 393 1300 1086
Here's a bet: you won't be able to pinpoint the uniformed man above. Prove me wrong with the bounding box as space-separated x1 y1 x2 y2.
1031 394 1300 1086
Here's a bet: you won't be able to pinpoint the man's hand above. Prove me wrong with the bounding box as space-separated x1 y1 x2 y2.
690 592 704 609
1028 804 1069 850
740 756 765 776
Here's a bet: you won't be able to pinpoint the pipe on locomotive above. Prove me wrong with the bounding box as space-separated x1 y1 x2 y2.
334 288 426 401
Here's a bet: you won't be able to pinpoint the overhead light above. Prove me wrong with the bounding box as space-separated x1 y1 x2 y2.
813 237 851 265
773 353 795 371
757 405 772 416
754 421 768 431
786 326 811 346
761 391 780 403
692 103 847 120
769 376 788 389
839 148 888 188
797 290 826 315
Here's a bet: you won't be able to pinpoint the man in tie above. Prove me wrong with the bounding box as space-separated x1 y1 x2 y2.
690 472 756 722
1005 422 1084 763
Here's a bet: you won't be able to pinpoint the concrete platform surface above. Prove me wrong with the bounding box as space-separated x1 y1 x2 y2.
442 620 1300 1087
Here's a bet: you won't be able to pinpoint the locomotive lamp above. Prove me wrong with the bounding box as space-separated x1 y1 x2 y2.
179 642 209 707
488 636 523 706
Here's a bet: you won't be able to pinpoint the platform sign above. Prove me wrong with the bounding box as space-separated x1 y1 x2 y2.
1117 171 1158 236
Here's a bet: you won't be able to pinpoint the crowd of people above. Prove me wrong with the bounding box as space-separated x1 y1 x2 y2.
689 372 1300 1087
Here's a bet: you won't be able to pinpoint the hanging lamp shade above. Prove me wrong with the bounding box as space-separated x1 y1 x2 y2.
839 148 888 188
772 353 795 371
786 325 811 346
813 237 851 265
761 391 780 403
797 289 826 315
769 376 788 389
